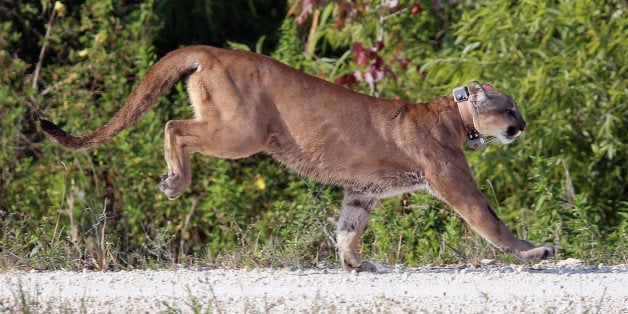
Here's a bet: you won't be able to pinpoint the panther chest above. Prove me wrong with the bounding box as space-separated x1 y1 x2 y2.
350 172 430 199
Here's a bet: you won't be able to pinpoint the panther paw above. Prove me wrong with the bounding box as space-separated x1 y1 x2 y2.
342 260 377 273
518 244 555 261
159 172 187 200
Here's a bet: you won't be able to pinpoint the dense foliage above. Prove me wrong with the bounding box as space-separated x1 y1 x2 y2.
1 0 625 270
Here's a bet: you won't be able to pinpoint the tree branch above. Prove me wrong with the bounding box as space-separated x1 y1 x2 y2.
32 7 57 91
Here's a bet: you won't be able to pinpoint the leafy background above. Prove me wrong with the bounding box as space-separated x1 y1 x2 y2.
0 0 625 270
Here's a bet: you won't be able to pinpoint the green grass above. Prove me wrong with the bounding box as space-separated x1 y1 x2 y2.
0 0 625 272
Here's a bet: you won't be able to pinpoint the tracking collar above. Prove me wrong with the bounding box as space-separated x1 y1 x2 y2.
453 86 486 150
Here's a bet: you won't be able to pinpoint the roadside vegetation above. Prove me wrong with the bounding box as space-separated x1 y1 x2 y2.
1 0 625 271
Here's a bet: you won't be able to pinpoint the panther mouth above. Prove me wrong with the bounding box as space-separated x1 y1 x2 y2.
501 126 523 143
493 130 518 144
506 126 521 137
501 134 516 144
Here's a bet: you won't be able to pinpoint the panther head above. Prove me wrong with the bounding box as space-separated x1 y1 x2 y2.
468 81 527 144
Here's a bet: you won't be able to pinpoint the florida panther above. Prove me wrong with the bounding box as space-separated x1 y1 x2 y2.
41 45 555 271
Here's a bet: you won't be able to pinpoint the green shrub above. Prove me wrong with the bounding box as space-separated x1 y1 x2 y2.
1 0 625 270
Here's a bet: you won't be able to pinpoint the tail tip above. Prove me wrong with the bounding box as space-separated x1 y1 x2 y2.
39 117 73 147
39 118 64 135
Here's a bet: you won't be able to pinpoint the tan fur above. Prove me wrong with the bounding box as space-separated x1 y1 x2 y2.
41 45 555 271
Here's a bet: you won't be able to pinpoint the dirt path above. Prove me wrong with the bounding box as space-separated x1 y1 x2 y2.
0 259 626 313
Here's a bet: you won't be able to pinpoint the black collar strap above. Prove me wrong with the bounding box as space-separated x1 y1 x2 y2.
452 86 486 150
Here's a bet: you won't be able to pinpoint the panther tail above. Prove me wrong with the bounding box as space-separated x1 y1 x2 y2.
40 47 203 150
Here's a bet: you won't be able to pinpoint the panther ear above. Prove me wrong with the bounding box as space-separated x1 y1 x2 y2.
469 81 487 106
468 81 485 95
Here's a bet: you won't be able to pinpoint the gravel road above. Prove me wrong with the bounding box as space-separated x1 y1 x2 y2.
0 259 625 313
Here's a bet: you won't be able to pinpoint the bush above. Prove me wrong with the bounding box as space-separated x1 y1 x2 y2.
1 0 625 270
274 0 626 265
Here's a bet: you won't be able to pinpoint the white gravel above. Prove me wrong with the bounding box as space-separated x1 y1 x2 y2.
0 259 625 313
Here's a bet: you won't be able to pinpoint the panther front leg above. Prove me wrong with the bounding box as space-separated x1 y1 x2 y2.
426 156 555 261
336 191 379 272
